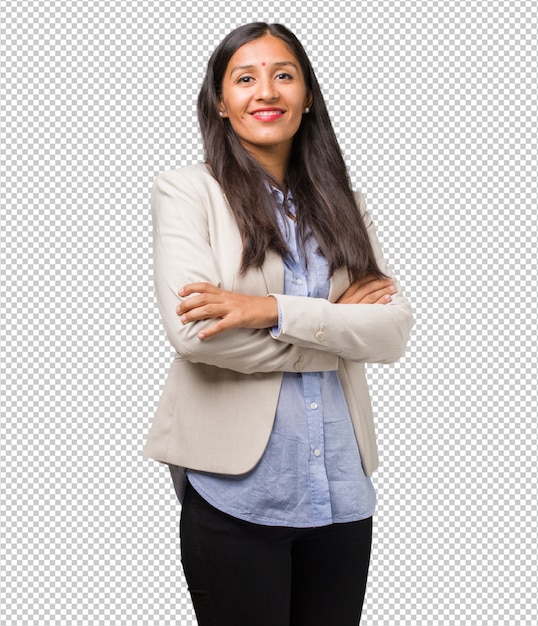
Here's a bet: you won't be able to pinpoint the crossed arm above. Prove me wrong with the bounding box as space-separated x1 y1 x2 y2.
152 169 413 372
177 275 397 340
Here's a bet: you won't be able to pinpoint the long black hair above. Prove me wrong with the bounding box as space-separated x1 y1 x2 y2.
198 22 386 280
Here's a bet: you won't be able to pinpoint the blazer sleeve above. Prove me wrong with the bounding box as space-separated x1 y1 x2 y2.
270 192 414 363
151 169 339 375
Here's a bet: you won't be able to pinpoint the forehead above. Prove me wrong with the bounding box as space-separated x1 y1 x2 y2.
226 35 301 74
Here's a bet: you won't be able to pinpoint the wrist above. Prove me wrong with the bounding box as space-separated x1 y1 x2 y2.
265 295 279 327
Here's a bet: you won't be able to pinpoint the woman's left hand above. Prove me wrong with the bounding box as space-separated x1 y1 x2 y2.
177 282 279 340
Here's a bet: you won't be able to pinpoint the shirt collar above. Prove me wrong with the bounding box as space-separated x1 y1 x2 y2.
264 181 294 206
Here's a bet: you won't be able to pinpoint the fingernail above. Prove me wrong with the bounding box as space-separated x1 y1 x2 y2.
178 287 185 296
181 315 188 324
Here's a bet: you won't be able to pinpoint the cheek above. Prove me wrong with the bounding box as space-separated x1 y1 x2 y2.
227 100 249 121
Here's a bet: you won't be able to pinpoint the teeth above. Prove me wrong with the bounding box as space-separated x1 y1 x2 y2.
255 110 282 116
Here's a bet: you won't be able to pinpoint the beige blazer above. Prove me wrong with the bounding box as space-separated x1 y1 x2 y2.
143 163 414 478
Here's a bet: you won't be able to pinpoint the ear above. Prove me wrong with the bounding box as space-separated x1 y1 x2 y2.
305 91 313 109
218 99 229 118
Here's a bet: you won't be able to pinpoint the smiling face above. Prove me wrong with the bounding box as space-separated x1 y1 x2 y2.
218 35 312 174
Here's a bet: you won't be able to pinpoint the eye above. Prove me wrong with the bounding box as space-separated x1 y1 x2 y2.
276 72 293 80
237 75 254 84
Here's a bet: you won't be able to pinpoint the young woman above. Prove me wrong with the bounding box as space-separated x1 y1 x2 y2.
143 22 414 626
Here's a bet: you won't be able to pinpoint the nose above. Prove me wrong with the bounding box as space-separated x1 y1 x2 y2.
255 75 278 101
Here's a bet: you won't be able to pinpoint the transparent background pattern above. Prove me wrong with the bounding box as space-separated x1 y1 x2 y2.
1 0 537 624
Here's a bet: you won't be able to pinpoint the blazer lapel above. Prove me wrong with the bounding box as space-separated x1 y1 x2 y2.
260 250 284 295
230 249 284 296
328 267 350 302
258 252 350 301
260 253 350 302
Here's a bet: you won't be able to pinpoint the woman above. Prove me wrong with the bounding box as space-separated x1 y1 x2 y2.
144 22 413 626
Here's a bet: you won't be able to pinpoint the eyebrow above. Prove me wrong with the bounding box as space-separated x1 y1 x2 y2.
230 61 299 76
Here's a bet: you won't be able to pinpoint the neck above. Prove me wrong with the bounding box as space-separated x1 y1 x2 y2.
242 143 290 187
262 160 287 187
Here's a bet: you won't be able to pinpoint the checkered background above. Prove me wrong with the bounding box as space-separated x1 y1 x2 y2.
1 0 536 624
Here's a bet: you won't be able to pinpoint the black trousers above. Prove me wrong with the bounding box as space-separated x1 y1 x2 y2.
179 480 372 626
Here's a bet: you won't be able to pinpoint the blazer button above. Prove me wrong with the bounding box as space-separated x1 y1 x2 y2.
315 331 325 341
294 359 305 371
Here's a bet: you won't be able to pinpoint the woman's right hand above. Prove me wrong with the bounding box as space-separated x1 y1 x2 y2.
336 275 397 305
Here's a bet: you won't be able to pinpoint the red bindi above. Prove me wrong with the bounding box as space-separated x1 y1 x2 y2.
261 62 266 66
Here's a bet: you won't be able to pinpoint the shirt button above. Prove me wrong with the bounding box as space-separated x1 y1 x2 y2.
296 278 303 285
313 449 321 457
310 402 318 410
315 331 325 341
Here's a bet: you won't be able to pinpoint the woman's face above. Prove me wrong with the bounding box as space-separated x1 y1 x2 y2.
219 35 311 168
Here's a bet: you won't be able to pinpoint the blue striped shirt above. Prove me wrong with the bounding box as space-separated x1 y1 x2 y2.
187 187 376 527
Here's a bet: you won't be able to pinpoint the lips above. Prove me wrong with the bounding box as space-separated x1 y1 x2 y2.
250 108 285 121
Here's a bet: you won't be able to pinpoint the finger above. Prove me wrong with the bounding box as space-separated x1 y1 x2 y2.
179 301 224 324
360 284 397 304
354 276 394 293
197 319 230 340
339 277 378 301
177 293 214 315
352 279 395 302
179 282 220 297
365 277 395 291
351 274 392 290
350 274 376 288
338 279 396 304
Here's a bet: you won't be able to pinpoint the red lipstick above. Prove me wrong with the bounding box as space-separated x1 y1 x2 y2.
250 108 285 122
